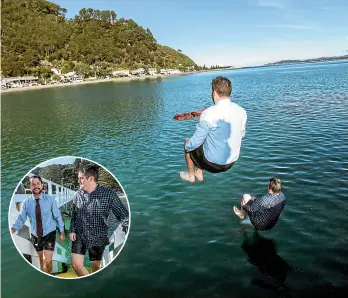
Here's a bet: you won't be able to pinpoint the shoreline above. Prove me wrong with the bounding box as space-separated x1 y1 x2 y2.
4 58 345 94
0 70 213 94
1 75 168 94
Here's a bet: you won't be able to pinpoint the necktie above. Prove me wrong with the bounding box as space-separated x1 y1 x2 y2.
35 199 43 237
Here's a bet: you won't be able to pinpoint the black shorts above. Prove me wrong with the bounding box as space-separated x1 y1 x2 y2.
190 145 234 173
30 230 56 252
72 237 106 261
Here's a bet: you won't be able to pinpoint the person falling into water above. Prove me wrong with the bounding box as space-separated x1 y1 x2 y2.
233 177 286 231
11 175 65 274
180 76 247 183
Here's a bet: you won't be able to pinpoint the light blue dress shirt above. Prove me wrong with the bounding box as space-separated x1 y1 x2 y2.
13 193 65 237
185 98 247 165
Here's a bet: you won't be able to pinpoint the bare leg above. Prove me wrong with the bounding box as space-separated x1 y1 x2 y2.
233 205 245 219
71 253 89 276
37 250 44 271
42 250 54 274
195 167 204 181
180 142 195 183
184 150 195 179
91 260 102 273
234 194 252 219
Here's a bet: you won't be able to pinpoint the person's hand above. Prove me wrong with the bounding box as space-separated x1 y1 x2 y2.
60 232 65 242
10 228 16 234
70 232 76 241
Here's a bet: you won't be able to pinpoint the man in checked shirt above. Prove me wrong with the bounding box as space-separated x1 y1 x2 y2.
233 177 286 231
69 164 129 276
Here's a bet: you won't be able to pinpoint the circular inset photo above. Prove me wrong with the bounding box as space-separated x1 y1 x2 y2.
8 156 130 279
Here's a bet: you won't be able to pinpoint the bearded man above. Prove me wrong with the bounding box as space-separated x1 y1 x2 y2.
11 175 65 274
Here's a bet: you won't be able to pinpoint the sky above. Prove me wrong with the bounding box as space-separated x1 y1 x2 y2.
53 0 348 67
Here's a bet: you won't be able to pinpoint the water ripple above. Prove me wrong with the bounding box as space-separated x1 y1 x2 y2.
1 62 348 297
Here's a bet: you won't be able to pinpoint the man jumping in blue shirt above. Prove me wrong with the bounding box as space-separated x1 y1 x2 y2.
180 76 247 183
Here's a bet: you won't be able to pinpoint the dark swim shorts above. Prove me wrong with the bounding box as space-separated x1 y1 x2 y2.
190 145 234 173
72 237 106 261
30 230 56 252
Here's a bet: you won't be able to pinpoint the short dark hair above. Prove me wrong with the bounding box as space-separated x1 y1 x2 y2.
79 164 99 182
212 76 232 97
30 175 43 184
269 177 281 193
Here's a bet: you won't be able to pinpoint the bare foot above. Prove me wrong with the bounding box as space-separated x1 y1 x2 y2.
180 171 195 183
233 206 245 219
195 169 203 181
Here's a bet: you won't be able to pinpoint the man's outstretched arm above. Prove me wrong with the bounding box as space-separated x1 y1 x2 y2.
173 109 205 121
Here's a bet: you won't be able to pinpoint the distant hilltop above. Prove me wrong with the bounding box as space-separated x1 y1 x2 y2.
1 0 198 79
263 54 348 66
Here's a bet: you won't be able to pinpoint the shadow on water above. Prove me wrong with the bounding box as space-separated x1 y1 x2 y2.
242 230 292 294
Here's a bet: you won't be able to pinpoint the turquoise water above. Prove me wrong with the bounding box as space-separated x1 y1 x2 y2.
1 61 348 297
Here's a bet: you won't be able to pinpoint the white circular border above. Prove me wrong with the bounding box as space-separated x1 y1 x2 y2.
8 155 131 280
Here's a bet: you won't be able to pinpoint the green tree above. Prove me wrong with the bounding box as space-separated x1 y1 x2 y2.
98 169 120 189
51 74 61 81
38 164 67 184
73 62 91 76
1 0 198 77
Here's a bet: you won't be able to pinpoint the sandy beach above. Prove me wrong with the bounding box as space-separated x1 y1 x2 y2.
1 75 170 94
0 69 227 94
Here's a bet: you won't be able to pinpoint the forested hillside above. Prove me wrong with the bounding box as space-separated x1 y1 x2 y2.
31 158 122 191
1 0 197 77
